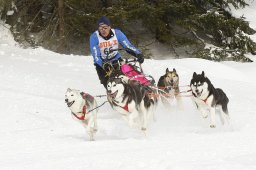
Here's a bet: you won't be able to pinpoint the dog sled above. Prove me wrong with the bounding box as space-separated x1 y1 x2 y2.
103 48 155 86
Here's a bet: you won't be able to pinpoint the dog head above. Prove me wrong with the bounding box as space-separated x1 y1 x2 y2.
164 68 179 87
190 71 209 98
106 77 125 100
65 88 82 107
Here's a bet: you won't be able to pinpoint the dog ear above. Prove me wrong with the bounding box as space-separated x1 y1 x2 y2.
202 71 205 77
67 88 71 92
166 68 169 74
173 68 176 72
193 72 197 78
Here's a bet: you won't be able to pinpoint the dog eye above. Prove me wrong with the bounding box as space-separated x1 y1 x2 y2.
71 94 74 96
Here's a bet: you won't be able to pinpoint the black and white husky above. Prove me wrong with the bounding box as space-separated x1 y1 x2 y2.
157 68 182 109
106 77 156 132
65 88 98 141
190 71 229 128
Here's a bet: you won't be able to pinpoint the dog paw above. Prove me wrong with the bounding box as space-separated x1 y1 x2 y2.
141 127 147 131
202 114 208 118
210 124 216 128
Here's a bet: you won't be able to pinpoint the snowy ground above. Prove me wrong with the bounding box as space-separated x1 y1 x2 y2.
1 2 256 170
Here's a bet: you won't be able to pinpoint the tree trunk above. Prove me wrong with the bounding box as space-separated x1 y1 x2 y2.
58 0 65 52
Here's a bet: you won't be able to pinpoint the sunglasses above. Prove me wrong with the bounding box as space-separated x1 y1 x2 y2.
99 26 110 31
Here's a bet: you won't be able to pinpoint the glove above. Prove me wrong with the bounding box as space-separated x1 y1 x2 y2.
137 54 144 64
103 62 113 71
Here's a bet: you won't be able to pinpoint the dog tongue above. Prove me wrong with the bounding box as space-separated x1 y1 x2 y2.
67 101 75 107
110 91 118 98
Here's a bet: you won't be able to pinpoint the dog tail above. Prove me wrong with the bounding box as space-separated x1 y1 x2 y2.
222 104 229 115
222 96 229 115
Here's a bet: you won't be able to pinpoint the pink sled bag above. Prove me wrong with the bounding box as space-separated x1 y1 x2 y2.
120 64 151 85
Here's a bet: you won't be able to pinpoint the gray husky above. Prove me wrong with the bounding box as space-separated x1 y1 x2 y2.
65 88 98 141
106 77 156 132
190 71 229 128
157 68 182 109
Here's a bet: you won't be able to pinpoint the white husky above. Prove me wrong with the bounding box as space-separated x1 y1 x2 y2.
65 88 98 141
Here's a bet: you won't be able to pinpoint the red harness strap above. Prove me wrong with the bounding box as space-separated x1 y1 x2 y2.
202 95 209 103
203 98 207 103
122 102 129 112
72 92 92 121
113 101 129 112
72 110 86 120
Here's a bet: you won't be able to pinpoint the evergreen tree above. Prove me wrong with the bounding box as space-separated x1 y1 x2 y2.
0 0 255 61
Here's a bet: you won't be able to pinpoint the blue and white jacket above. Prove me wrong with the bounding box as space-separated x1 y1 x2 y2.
90 29 141 67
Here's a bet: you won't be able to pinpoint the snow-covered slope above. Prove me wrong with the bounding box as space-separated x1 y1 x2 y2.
1 1 256 169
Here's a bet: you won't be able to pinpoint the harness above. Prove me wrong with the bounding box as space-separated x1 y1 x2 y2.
202 94 210 103
71 93 90 121
112 100 129 112
121 102 129 112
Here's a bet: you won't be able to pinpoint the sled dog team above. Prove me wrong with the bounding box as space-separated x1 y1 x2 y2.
65 69 230 141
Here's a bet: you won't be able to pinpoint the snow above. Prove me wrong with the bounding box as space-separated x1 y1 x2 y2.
6 10 14 16
1 2 256 170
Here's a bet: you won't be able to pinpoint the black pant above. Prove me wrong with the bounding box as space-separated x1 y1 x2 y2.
95 64 108 89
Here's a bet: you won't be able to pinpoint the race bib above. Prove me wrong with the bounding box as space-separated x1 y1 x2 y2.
96 29 119 60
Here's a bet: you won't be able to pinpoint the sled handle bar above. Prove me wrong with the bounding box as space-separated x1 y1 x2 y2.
124 58 138 63
108 48 138 57
109 47 132 52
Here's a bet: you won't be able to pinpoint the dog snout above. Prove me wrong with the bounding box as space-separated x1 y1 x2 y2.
65 98 68 103
195 89 201 95
107 90 112 94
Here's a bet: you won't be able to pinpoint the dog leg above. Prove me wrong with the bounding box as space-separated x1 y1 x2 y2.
219 111 225 125
220 108 231 125
141 111 148 132
139 100 149 131
87 118 95 141
218 106 225 125
198 106 208 118
225 113 230 124
161 96 172 109
93 112 98 133
128 111 139 128
210 107 216 128
176 95 183 110
140 110 148 136
150 105 157 123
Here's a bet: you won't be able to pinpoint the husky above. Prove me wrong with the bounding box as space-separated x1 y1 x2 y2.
190 71 229 128
157 68 182 109
106 77 156 132
65 88 98 141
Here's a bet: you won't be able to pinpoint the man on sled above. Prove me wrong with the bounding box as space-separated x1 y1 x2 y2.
89 16 149 88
